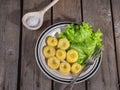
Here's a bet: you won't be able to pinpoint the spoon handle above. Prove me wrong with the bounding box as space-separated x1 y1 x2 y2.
42 0 59 13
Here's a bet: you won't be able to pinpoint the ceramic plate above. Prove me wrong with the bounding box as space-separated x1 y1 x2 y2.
35 22 102 84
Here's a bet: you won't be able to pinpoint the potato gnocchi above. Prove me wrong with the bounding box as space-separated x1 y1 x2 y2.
43 36 83 75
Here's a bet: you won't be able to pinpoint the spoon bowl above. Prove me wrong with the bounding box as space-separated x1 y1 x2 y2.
22 11 44 30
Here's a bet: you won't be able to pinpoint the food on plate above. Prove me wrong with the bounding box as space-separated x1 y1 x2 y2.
47 56 60 70
59 62 71 75
42 22 103 75
56 49 66 60
66 49 78 63
71 63 83 74
43 46 56 58
57 38 70 50
46 36 58 47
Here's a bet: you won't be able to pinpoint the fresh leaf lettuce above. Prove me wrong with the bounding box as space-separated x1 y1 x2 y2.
59 22 103 65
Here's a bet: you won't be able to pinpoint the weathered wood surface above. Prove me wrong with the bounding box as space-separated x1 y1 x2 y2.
0 0 20 90
82 0 119 90
53 0 82 23
20 0 52 90
0 0 120 90
111 0 120 86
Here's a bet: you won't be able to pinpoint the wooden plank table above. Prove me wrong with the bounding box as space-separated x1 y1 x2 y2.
0 0 120 90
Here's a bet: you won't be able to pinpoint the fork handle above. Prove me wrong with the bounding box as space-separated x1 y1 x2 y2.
63 69 84 90
63 84 74 90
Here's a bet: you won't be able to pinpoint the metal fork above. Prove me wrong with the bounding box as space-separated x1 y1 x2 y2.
63 47 102 90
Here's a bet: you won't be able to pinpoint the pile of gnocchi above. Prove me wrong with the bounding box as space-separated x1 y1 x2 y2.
43 36 83 75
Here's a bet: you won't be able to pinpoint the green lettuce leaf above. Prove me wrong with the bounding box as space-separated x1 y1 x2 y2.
59 22 103 65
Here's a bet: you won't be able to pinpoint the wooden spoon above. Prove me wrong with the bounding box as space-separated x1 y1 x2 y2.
22 0 59 30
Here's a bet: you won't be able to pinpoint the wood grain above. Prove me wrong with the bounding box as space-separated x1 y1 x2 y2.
20 0 52 90
53 0 86 90
53 0 82 23
0 0 20 90
111 0 120 86
82 0 119 90
0 0 119 90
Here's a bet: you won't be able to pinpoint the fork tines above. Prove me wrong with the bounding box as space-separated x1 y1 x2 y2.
91 47 102 60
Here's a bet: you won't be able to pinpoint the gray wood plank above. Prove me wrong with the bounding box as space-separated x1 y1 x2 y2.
0 0 20 90
111 0 120 87
82 0 119 90
53 0 82 23
20 0 52 90
53 0 86 90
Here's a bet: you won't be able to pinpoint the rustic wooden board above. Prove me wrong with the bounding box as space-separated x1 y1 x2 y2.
53 0 86 90
111 0 120 87
82 0 119 90
20 0 52 90
0 0 20 90
53 0 82 23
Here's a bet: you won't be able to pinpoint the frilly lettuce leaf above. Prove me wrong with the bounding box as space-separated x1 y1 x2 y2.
59 22 103 65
